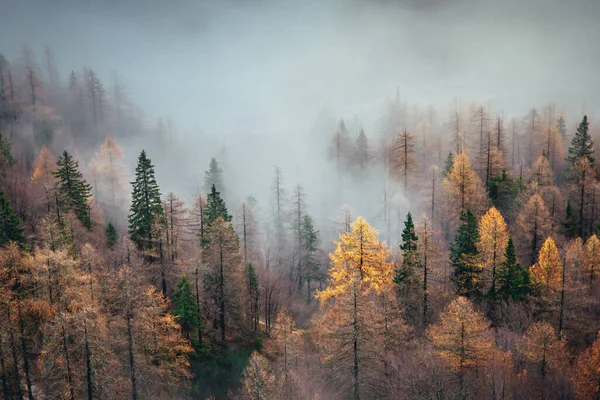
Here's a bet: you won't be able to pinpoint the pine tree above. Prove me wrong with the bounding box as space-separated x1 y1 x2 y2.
450 210 481 297
0 191 26 248
54 150 92 229
394 212 421 291
128 150 163 251
0 133 15 169
172 275 199 340
299 214 319 303
354 129 370 170
497 236 529 302
203 158 225 196
205 184 231 228
556 116 567 141
566 115 595 165
105 222 118 248
562 200 577 238
443 151 455 176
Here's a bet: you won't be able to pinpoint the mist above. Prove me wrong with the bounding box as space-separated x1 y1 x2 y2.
2 0 599 239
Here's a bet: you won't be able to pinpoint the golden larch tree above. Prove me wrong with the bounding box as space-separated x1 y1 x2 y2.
518 321 566 378
529 237 562 297
427 296 492 374
443 152 487 220
571 331 600 399
584 234 600 288
516 193 551 266
476 206 509 299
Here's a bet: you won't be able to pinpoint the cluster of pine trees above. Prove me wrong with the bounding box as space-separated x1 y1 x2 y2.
1 45 600 400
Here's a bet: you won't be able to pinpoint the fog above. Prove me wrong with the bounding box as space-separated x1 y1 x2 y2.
2 0 599 242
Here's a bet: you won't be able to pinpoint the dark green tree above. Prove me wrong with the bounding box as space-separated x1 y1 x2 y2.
394 212 421 289
0 191 26 248
0 133 15 168
489 169 522 216
556 116 567 140
205 184 231 227
54 150 92 229
443 151 455 176
128 150 163 250
105 222 118 248
566 115 595 165
203 158 225 196
450 209 481 297
562 200 577 239
300 213 320 303
497 236 530 303
172 275 200 340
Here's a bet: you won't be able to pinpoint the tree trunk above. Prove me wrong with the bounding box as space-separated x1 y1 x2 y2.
0 332 10 400
127 309 138 400
352 282 360 400
60 316 76 400
17 303 33 400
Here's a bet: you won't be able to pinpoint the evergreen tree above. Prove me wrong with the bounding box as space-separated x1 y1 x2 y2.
562 200 577 239
54 150 93 228
105 222 118 248
128 150 163 250
0 133 15 168
394 212 421 289
0 191 26 248
566 115 595 165
450 209 481 297
497 236 529 302
443 151 455 176
205 184 231 228
203 157 225 196
247 263 260 331
556 116 567 140
172 275 200 340
300 214 320 303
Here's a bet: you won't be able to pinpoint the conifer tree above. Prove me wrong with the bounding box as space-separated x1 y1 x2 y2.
556 116 567 140
566 115 595 166
476 206 509 301
516 193 551 266
104 222 117 248
572 332 600 399
530 237 562 298
172 275 199 340
392 129 417 192
443 152 486 219
562 200 577 238
450 210 481 297
0 133 14 170
299 213 319 303
128 150 163 251
354 129 370 170
497 236 529 302
443 151 454 176
519 321 566 378
203 157 225 196
205 184 231 229
394 212 421 291
54 150 92 229
0 191 26 248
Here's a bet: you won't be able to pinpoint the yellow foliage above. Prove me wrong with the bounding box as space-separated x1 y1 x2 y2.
427 296 492 372
519 321 566 375
443 152 486 218
585 234 600 284
31 146 57 188
572 331 600 399
529 237 562 295
477 207 509 292
316 217 392 303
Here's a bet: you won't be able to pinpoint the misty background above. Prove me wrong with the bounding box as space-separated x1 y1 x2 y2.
1 0 599 243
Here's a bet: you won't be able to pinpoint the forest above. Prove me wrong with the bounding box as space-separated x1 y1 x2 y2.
1 1 600 399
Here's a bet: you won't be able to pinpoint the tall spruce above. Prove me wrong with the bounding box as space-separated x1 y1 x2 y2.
394 212 421 289
203 158 225 196
128 150 163 250
205 184 231 227
450 209 481 297
566 115 595 165
0 191 26 248
54 150 92 229
105 222 118 248
172 275 199 340
497 236 530 303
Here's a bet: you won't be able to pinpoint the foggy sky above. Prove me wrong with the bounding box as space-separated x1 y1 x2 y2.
1 0 599 241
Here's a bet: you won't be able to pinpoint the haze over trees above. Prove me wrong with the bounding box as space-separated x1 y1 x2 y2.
1 0 600 399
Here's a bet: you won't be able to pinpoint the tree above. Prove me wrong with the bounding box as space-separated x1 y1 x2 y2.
105 222 118 248
572 331 600 399
394 212 422 294
497 236 529 303
89 136 128 221
529 237 562 297
240 351 275 400
427 296 492 377
299 214 319 303
31 146 57 212
443 152 486 219
450 210 481 297
566 115 595 166
476 206 509 302
528 155 554 187
0 191 25 248
392 128 417 192
519 321 566 378
128 150 163 251
567 157 596 238
54 150 92 229
516 193 551 266
584 234 600 288
556 116 567 141
354 129 370 170
205 184 231 229
202 217 241 343
172 275 199 340
562 200 577 239
204 158 225 196
0 133 14 169
163 192 186 262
